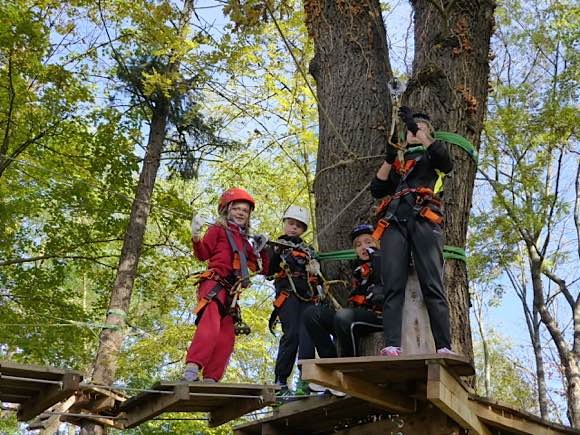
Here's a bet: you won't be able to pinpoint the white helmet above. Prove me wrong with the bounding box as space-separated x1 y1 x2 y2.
282 205 310 228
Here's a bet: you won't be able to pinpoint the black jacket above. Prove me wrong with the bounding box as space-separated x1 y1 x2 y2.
348 249 384 310
370 141 453 219
267 235 314 297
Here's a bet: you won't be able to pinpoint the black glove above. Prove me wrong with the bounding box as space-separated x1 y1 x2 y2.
366 284 385 307
385 142 397 164
268 309 278 335
398 106 419 135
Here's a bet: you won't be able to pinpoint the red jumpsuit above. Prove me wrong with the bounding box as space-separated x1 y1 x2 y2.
185 221 269 381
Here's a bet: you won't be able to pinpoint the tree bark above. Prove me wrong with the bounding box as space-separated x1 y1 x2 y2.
305 0 393 299
529 250 580 428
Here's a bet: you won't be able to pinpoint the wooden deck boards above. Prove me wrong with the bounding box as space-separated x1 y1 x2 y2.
234 395 383 435
0 360 82 421
118 382 278 428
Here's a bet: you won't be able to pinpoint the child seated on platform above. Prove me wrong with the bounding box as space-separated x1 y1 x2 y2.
303 224 384 361
183 188 269 382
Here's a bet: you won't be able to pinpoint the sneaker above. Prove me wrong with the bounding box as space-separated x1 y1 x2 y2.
275 384 290 398
294 379 310 396
436 347 458 356
379 346 401 357
328 388 347 397
182 363 199 382
308 382 326 393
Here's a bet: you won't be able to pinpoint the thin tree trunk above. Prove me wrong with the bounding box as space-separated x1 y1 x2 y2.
529 253 580 428
80 102 169 435
404 0 496 361
531 311 550 419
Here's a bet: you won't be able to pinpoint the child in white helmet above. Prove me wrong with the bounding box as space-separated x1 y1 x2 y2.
267 205 319 397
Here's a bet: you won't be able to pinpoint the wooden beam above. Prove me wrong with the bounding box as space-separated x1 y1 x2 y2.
473 401 572 435
17 373 81 421
208 387 276 427
121 383 190 429
301 363 415 413
426 363 492 435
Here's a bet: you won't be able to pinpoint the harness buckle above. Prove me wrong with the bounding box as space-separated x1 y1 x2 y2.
372 219 390 241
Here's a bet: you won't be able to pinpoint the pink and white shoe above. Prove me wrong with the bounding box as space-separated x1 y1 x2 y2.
379 346 401 357
436 347 459 356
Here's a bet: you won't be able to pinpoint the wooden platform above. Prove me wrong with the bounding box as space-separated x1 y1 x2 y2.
117 382 278 428
0 360 82 422
234 395 385 435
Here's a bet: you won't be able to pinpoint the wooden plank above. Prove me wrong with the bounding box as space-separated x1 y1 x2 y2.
301 363 415 413
208 387 276 427
401 269 436 355
17 372 81 421
426 363 491 435
122 383 190 429
0 360 82 379
234 395 379 435
299 354 474 378
473 400 576 435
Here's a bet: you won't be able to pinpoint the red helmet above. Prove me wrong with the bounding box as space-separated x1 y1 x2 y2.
218 188 255 213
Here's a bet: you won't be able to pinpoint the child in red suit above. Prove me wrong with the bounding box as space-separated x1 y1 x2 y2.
183 188 269 382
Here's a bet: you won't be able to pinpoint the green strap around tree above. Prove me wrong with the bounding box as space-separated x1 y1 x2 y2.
434 131 478 163
316 245 467 262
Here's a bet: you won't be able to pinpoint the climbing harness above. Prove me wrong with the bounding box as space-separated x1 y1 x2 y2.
191 226 258 335
372 187 443 241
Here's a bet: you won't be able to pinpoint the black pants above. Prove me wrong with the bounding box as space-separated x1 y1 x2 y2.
274 293 315 384
304 304 382 357
380 216 451 349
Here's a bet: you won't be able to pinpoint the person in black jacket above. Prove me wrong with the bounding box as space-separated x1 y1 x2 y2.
303 224 384 360
268 205 318 396
370 107 454 357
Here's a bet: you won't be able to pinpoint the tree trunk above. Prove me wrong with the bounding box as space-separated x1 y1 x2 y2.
80 102 169 435
403 0 496 360
529 255 580 428
305 0 393 299
531 312 550 419
306 0 495 359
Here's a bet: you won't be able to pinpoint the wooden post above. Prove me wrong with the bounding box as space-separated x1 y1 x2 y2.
359 267 435 356
401 267 436 355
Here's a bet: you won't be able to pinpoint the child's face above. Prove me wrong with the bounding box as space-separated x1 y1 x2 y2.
283 218 306 237
227 201 251 227
353 234 377 261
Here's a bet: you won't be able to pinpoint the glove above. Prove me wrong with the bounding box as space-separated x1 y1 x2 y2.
366 284 385 306
268 309 278 335
385 142 397 164
398 106 419 135
190 215 204 238
252 234 268 252
305 259 321 275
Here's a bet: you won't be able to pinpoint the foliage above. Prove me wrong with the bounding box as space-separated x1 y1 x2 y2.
473 333 539 412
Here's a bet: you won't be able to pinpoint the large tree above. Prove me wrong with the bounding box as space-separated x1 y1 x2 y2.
305 0 495 358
